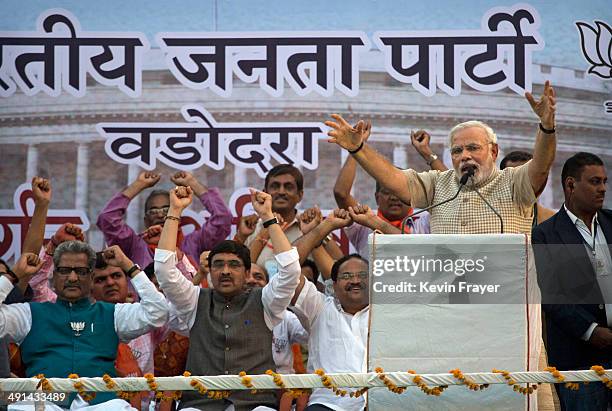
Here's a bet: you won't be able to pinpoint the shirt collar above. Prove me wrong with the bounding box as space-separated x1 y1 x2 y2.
563 204 599 233
57 297 92 308
334 296 369 316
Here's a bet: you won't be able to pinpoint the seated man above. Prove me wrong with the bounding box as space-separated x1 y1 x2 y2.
0 241 168 410
154 186 301 411
97 170 232 269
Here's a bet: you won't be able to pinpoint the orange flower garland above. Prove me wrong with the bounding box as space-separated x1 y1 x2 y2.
374 367 405 394
591 366 612 389
314 369 348 397
265 369 311 398
492 369 536 395
21 366 611 400
68 373 96 402
35 374 52 392
239 371 257 394
449 369 489 392
407 370 447 396
186 371 231 400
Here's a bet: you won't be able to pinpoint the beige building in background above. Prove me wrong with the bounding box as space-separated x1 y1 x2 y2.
1 49 611 250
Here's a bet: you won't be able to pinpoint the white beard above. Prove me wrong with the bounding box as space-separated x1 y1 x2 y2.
455 161 495 186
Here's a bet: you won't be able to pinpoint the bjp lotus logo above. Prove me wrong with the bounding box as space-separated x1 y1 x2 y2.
576 21 612 79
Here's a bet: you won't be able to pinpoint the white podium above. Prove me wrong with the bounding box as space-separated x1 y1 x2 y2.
367 234 541 411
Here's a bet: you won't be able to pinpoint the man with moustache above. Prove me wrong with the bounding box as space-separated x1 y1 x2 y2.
154 186 301 411
325 81 557 235
97 170 232 269
0 241 168 410
289 210 368 411
244 164 305 271
532 152 612 410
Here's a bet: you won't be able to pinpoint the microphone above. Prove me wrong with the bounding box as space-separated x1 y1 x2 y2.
472 177 504 234
400 166 475 234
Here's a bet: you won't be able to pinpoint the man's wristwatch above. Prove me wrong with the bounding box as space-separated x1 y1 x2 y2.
263 217 279 228
125 264 141 279
426 153 438 166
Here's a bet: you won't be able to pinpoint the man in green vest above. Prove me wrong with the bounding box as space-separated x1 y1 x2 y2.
0 241 169 410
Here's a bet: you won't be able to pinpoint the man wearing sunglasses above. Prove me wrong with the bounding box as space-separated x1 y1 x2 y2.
0 241 169 410
154 186 301 411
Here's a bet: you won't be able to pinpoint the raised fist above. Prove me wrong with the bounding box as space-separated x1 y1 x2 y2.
102 245 132 272
348 204 375 227
250 189 274 221
169 186 193 211
31 177 51 206
325 208 353 229
12 253 43 280
136 171 161 188
298 206 322 234
142 224 163 245
237 214 258 238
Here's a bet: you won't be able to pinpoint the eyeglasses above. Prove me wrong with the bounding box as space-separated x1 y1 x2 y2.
145 206 170 216
450 143 493 157
337 271 368 281
55 266 92 277
211 260 244 270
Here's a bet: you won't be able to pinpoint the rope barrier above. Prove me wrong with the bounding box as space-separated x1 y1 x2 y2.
1 369 610 394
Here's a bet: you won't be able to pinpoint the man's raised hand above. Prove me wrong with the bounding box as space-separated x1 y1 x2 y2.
31 177 51 206
136 171 161 188
325 208 353 229
12 253 43 280
237 214 259 238
249 189 274 221
348 204 376 227
299 206 322 234
325 114 369 152
525 80 556 130
410 129 434 158
102 245 132 272
170 186 193 212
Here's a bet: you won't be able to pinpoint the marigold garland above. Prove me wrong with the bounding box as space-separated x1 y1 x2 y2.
265 369 311 398
20 366 611 400
407 370 447 396
591 366 612 389
544 367 565 384
314 369 348 397
449 369 489 392
374 367 405 394
187 371 231 400
491 369 536 395
239 371 258 394
35 374 52 392
102 374 135 400
68 373 96 402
